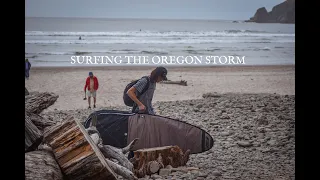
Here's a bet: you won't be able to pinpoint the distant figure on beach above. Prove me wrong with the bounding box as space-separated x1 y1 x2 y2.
140 29 141 31
25 59 31 80
84 72 99 109
126 66 168 115
79 36 82 40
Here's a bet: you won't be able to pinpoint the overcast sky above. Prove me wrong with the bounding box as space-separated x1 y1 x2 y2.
25 0 284 20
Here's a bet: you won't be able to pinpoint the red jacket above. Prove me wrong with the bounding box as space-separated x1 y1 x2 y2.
84 76 99 91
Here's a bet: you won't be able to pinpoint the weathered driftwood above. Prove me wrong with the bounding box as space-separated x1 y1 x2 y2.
25 112 43 152
160 80 187 86
132 146 190 178
99 139 138 171
43 116 117 180
90 133 101 145
25 87 29 95
148 161 161 174
26 111 56 132
132 79 188 86
25 150 63 180
85 112 100 137
106 158 138 180
25 92 59 114
87 132 138 180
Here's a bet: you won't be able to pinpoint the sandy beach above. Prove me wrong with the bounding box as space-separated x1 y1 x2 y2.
25 65 295 112
26 65 295 179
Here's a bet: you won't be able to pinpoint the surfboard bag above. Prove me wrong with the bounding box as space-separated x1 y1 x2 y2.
123 76 150 107
83 110 214 154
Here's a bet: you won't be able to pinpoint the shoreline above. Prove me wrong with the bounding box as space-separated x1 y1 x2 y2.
30 64 295 72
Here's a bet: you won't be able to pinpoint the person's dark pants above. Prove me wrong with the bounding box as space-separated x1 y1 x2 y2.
128 150 134 159
25 70 30 78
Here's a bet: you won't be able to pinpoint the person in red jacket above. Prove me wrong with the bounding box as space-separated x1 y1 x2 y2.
84 72 99 109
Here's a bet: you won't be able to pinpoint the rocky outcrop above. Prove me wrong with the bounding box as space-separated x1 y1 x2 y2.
251 7 269 23
246 0 295 24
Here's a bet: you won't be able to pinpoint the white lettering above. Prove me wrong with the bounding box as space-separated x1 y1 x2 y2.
152 56 161 64
219 56 227 64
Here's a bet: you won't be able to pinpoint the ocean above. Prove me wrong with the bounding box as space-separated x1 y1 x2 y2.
25 17 295 67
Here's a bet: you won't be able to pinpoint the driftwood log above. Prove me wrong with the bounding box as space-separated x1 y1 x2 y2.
160 80 187 86
25 92 59 114
97 140 139 180
25 87 29 95
132 79 188 86
132 146 190 178
25 112 43 152
26 111 56 132
25 150 63 180
25 90 64 180
99 141 138 171
43 116 117 180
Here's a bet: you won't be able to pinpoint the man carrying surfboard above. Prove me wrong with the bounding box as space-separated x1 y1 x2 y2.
124 66 167 159
125 66 168 115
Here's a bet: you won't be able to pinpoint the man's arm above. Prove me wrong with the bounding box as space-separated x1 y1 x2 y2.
96 77 99 90
128 77 148 112
84 78 88 92
127 87 144 107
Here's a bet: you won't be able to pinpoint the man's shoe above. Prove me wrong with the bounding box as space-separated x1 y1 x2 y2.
93 105 96 108
88 106 91 109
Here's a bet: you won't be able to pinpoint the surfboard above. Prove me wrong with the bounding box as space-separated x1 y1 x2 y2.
83 110 214 154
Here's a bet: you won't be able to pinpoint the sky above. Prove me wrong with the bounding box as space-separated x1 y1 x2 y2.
25 0 285 20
